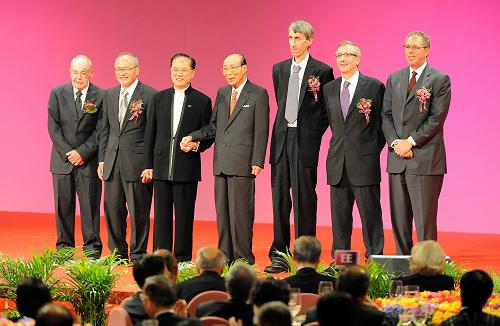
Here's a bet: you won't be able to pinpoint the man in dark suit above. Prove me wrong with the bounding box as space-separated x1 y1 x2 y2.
267 21 334 273
182 53 269 265
177 247 226 303
98 52 156 262
284 236 335 293
196 263 256 326
323 41 386 260
143 53 213 262
48 55 103 258
382 31 451 255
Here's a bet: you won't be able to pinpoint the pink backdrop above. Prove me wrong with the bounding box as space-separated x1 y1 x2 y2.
1 0 499 234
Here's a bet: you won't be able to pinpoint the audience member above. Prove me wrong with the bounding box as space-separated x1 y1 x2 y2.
35 303 73 326
15 278 52 320
251 278 291 309
154 248 179 281
316 291 354 326
257 301 292 326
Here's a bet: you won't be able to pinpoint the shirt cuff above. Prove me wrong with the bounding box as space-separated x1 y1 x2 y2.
390 140 399 149
407 136 416 146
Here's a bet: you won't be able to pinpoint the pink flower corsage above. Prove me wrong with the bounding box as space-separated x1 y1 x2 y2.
82 100 97 114
307 75 321 102
128 99 144 121
357 98 372 124
416 87 431 112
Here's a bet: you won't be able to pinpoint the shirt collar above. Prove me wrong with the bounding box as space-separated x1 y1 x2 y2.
410 61 427 76
73 83 89 95
233 78 248 94
291 53 310 71
174 85 189 95
341 70 360 86
120 78 139 96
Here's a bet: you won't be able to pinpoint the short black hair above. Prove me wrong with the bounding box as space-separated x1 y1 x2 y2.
16 278 52 318
133 255 166 288
170 53 196 69
258 301 292 326
337 265 370 299
460 270 494 309
251 278 290 307
143 275 177 308
317 291 354 326
36 303 73 326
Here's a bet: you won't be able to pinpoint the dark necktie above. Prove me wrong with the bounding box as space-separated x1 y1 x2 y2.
407 71 417 96
340 80 351 120
285 65 301 123
230 90 238 116
75 91 82 120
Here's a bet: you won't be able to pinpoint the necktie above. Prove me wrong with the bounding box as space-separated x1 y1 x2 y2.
340 80 351 120
229 90 238 116
407 71 417 96
119 90 129 127
285 65 301 123
75 91 82 120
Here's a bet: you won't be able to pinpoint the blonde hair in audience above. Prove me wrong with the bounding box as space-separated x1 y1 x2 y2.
409 240 446 276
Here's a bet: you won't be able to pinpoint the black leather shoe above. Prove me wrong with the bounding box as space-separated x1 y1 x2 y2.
264 260 288 273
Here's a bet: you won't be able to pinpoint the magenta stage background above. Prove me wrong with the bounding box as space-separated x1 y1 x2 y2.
1 0 499 234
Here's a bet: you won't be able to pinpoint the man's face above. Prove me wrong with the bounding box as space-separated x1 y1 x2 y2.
404 35 430 69
170 56 195 89
114 55 140 88
288 30 312 60
69 61 93 91
222 55 247 88
336 45 360 76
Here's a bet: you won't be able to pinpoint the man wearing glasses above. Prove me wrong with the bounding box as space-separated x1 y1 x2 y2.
142 53 213 262
323 41 385 261
98 52 156 262
266 20 334 273
48 55 104 258
382 31 451 255
181 53 269 264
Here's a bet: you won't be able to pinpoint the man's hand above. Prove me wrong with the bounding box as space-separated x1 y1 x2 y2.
66 150 84 166
180 136 193 152
394 139 413 158
251 165 262 176
97 163 104 180
173 299 188 317
141 169 153 183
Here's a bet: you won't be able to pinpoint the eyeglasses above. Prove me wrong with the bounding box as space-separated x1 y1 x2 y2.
71 70 90 77
115 66 137 73
171 68 192 74
403 45 428 51
335 53 357 59
222 65 242 73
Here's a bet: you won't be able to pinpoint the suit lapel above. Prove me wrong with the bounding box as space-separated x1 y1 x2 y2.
63 84 78 122
226 82 250 128
329 79 343 121
405 64 431 105
346 73 368 119
298 57 314 110
79 83 96 123
121 81 143 132
174 86 190 139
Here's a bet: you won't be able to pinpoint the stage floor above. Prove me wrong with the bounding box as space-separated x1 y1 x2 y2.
1 211 499 296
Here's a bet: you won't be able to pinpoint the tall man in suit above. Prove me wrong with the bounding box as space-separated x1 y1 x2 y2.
142 53 213 262
181 53 269 265
323 41 385 260
48 55 103 258
382 31 451 255
98 52 156 261
266 20 334 273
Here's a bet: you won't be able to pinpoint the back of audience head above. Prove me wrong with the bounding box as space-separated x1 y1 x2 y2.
36 303 73 326
226 262 257 301
252 278 291 307
337 265 370 302
196 247 226 274
16 278 52 318
293 236 322 266
142 275 178 316
460 269 494 310
317 291 354 326
153 249 179 281
257 301 292 326
409 240 446 276
133 255 169 288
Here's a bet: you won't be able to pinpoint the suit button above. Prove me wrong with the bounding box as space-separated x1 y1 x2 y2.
224 131 228 134
222 144 227 147
403 122 407 126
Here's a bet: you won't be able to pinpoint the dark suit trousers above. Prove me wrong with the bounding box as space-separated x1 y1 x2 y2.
269 128 317 259
389 171 443 255
104 155 152 260
215 174 255 265
52 169 102 257
330 166 384 258
153 180 198 262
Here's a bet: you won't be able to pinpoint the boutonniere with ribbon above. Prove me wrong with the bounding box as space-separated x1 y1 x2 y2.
416 87 431 112
82 100 97 114
307 75 320 102
128 99 144 121
357 98 372 124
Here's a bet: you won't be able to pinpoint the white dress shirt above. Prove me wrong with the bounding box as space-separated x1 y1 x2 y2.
339 70 360 104
73 84 89 110
172 86 188 136
287 53 310 127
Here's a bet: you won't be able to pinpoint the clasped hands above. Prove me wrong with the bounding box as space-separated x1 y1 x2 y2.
66 150 84 166
393 139 414 159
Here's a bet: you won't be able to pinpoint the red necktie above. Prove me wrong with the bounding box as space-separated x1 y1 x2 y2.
407 71 417 96
229 90 238 115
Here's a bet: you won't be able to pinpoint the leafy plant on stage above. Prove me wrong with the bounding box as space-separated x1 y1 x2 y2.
177 261 199 284
364 260 399 299
444 260 467 289
270 248 295 275
61 251 124 326
488 268 500 294
222 258 252 278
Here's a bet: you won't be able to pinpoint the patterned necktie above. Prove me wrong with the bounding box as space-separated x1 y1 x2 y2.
407 71 417 96
340 80 351 120
285 65 301 123
119 90 128 127
229 90 238 116
75 91 82 120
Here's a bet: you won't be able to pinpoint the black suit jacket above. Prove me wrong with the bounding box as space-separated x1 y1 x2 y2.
324 73 386 186
397 273 455 292
144 86 213 182
177 271 226 303
196 298 253 326
305 302 389 326
269 56 334 167
155 312 202 326
99 81 156 181
48 82 104 177
122 292 148 325
284 267 336 294
190 80 269 177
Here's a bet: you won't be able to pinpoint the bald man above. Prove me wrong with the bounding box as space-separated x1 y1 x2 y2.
48 55 104 258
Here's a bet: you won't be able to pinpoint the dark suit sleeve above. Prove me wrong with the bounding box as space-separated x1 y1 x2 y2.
190 91 220 141
48 89 72 161
320 67 335 133
375 82 387 151
98 92 110 162
143 92 158 169
409 74 451 147
197 96 215 152
272 64 280 105
251 89 270 167
382 75 399 147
